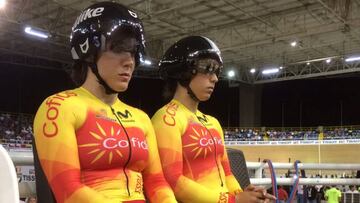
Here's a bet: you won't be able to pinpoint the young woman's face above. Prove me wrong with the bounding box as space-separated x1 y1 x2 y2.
96 50 135 92
189 58 220 101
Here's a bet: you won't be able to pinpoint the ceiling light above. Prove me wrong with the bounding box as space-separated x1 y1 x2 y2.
0 0 6 9
144 59 152 65
326 59 331 63
250 68 256 73
262 68 279 75
24 26 49 39
227 70 235 78
345 56 360 62
290 41 297 47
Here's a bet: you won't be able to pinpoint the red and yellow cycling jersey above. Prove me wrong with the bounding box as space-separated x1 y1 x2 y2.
33 87 176 203
151 99 242 203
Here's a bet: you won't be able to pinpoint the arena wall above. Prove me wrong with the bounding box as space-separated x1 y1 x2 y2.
228 144 359 163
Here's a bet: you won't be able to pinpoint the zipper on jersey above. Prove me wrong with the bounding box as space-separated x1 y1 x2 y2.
110 106 132 196
196 114 224 187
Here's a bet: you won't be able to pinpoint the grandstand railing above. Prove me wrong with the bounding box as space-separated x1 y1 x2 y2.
223 125 360 142
224 138 360 146
224 125 360 132
252 178 360 186
9 151 360 186
342 193 360 203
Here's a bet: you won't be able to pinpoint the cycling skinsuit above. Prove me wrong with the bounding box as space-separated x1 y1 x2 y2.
33 87 177 203
151 99 242 203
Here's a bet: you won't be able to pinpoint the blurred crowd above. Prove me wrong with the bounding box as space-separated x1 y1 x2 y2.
276 184 359 203
273 171 360 203
0 112 33 148
1 112 360 147
224 128 360 141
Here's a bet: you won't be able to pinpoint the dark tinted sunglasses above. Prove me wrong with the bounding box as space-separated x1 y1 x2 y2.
108 37 139 55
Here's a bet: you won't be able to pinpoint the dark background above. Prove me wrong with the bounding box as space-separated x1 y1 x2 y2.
1 63 359 128
261 76 360 127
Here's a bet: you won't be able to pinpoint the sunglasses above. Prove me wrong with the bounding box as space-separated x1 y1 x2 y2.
193 58 222 77
108 38 139 55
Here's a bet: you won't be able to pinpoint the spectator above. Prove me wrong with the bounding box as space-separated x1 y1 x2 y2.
297 185 304 203
318 185 327 203
25 196 37 203
325 185 341 203
346 185 359 193
278 185 288 203
307 185 317 203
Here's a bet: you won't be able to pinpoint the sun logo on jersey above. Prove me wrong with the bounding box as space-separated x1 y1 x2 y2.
78 121 124 165
76 111 148 170
77 118 148 169
183 124 215 160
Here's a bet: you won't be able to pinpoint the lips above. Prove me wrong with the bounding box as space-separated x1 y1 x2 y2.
206 87 214 93
118 73 131 81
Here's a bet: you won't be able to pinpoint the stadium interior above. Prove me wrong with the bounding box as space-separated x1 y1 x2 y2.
1 0 360 202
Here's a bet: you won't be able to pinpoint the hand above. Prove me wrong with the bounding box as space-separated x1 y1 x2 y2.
241 185 276 202
235 191 269 203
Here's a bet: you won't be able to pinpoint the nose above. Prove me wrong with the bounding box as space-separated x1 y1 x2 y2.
122 60 134 70
121 53 135 70
210 73 218 83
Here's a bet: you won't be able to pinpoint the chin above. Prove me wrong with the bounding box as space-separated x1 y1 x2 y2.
114 84 128 92
118 87 128 92
199 95 211 101
113 81 130 92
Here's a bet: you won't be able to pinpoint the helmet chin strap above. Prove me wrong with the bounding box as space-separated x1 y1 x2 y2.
186 85 200 102
178 69 200 102
88 62 119 95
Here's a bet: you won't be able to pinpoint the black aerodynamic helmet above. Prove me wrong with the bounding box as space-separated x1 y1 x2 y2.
159 36 223 81
70 1 146 67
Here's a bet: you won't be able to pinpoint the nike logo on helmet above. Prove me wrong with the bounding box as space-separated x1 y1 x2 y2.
72 7 104 30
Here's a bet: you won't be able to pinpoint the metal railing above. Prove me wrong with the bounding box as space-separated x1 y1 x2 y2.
9 151 360 186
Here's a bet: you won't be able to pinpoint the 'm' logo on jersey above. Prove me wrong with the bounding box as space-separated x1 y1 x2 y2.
197 114 208 123
182 124 223 160
117 109 132 119
116 109 135 123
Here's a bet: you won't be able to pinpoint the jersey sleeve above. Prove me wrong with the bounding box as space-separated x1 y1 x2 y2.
139 112 177 203
212 118 243 195
152 110 235 203
33 94 119 203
